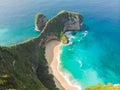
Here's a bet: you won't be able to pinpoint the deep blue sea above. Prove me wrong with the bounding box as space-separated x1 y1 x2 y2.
0 0 120 89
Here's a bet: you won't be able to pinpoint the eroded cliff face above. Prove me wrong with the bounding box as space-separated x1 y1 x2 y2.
38 10 83 46
64 15 82 31
35 14 48 31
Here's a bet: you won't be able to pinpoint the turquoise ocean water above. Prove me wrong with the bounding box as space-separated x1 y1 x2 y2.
0 0 120 89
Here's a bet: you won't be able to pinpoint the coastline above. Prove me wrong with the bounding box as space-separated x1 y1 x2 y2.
45 40 80 90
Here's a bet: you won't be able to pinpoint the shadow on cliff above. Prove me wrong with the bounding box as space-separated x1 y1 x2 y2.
80 24 89 31
65 23 89 37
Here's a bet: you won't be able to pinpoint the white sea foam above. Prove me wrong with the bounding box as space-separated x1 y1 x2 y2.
82 30 88 37
65 31 75 39
80 22 83 26
56 44 82 90
78 60 83 68
78 30 88 42
114 84 120 86
71 36 76 39
35 26 41 32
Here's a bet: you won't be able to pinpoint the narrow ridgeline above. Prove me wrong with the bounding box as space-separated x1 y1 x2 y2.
0 10 83 90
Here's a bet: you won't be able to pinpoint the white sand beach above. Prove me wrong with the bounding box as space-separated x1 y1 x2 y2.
45 40 79 90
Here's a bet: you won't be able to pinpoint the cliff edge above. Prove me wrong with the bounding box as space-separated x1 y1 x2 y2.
39 10 83 44
35 13 48 31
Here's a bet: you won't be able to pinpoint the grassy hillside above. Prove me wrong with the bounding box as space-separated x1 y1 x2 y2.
35 13 45 27
85 83 120 90
0 37 58 90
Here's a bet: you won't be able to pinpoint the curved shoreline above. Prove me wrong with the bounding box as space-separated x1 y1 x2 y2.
45 40 81 90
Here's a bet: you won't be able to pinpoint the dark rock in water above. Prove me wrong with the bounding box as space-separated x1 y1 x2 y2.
81 24 89 31
35 13 48 31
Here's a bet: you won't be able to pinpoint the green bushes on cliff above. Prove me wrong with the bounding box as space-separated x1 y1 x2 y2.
60 32 67 43
0 37 58 90
85 83 120 90
35 13 43 25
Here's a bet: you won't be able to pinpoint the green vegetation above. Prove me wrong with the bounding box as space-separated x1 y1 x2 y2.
6 89 16 90
0 10 118 90
60 32 67 43
85 83 120 90
0 37 58 90
1 11 81 90
35 13 44 26
0 74 9 78
42 10 83 43
57 10 83 24
0 73 18 90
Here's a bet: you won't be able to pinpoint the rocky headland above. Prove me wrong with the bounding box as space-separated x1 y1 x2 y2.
35 13 48 31
0 10 83 90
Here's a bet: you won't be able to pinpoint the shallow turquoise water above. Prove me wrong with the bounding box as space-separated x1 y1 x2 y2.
60 0 120 88
0 0 120 89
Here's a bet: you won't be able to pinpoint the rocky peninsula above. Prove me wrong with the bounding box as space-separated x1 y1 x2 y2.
0 10 83 90
0 10 119 90
35 13 48 31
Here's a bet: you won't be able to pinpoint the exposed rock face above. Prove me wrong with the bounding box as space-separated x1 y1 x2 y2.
39 10 83 45
64 15 82 31
56 10 83 32
35 14 48 31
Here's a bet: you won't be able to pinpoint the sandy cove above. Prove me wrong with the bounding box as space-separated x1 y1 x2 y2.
45 40 79 90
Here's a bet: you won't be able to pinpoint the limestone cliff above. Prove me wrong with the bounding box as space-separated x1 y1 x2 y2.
39 10 83 45
35 13 48 31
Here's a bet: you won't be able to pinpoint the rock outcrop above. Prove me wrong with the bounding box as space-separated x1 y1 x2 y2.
38 10 83 45
60 11 83 32
35 14 48 31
